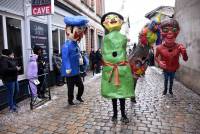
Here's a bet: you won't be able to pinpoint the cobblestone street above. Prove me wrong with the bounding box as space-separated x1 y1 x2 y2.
0 67 200 134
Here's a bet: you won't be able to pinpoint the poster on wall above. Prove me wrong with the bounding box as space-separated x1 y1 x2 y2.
30 21 49 73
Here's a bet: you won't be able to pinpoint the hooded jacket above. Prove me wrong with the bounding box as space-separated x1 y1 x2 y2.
27 54 38 79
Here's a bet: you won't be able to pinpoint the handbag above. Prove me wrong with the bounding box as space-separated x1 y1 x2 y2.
33 79 40 85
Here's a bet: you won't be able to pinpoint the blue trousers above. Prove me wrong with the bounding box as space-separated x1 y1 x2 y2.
4 81 19 110
163 71 175 93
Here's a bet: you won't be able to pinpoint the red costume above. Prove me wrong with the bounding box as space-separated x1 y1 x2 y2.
155 19 188 95
156 43 188 72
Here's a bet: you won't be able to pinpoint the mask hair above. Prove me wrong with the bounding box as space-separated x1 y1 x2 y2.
161 19 180 30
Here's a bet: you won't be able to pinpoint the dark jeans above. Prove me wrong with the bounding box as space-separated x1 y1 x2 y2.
163 71 175 93
95 64 101 74
66 75 84 103
112 98 126 117
38 75 45 96
55 74 62 85
4 81 19 110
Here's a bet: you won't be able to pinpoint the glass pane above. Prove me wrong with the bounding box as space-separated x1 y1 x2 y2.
60 29 65 52
6 17 23 74
52 27 58 51
98 35 103 49
0 15 4 53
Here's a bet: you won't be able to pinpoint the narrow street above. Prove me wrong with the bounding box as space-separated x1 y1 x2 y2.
0 67 200 134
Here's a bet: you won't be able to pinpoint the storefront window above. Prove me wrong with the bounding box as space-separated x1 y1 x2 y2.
60 29 65 51
98 35 103 49
0 15 4 53
52 27 58 51
6 17 23 74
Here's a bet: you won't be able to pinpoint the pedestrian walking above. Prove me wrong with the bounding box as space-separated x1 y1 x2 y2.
80 51 89 81
52 49 63 86
33 46 46 98
89 49 96 75
94 48 102 74
0 49 21 112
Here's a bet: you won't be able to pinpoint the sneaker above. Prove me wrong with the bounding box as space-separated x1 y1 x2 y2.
111 115 117 122
15 105 20 108
76 97 84 102
163 91 167 95
121 116 129 123
169 91 173 97
169 91 173 95
9 108 18 113
33 97 42 104
68 101 75 105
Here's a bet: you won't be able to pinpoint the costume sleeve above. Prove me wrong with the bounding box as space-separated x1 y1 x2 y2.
62 45 71 71
155 47 166 69
155 47 160 64
179 44 188 61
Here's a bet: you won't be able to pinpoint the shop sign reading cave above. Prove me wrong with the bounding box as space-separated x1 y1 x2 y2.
32 0 54 16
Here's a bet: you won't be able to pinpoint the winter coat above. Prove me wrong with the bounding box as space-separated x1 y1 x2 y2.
27 54 38 79
0 55 18 82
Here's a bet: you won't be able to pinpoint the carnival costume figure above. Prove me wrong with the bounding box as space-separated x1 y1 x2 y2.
61 16 88 105
101 12 134 123
155 19 188 95
128 15 161 102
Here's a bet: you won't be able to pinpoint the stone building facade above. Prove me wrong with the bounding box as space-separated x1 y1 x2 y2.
175 0 200 95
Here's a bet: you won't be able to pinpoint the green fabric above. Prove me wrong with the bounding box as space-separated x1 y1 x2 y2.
147 30 157 46
101 31 135 99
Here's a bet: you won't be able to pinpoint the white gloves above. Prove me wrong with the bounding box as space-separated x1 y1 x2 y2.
66 69 72 74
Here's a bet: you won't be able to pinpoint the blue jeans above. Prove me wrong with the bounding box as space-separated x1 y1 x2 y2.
163 71 175 93
4 81 19 110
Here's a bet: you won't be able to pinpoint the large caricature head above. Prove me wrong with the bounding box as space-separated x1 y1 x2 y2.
148 14 161 32
161 19 180 47
101 12 124 32
64 16 88 42
128 44 149 71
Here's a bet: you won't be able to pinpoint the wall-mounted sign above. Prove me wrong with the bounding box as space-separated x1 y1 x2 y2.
30 21 49 72
32 0 54 16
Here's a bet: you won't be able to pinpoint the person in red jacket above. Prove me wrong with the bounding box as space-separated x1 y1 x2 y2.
155 19 188 95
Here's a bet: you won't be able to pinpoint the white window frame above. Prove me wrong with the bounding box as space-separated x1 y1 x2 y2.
0 12 25 86
52 24 65 54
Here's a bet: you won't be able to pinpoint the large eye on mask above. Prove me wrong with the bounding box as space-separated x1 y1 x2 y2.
162 27 178 33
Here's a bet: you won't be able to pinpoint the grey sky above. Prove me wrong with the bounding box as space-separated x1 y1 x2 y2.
105 0 175 43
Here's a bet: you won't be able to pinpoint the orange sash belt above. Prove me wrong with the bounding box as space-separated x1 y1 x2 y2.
103 60 129 86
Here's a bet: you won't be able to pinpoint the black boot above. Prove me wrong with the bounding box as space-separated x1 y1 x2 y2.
68 101 75 105
121 115 129 123
112 99 118 122
169 89 173 95
76 97 84 102
131 97 136 103
163 89 167 95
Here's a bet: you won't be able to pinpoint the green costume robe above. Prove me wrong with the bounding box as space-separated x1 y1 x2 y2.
101 31 135 99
